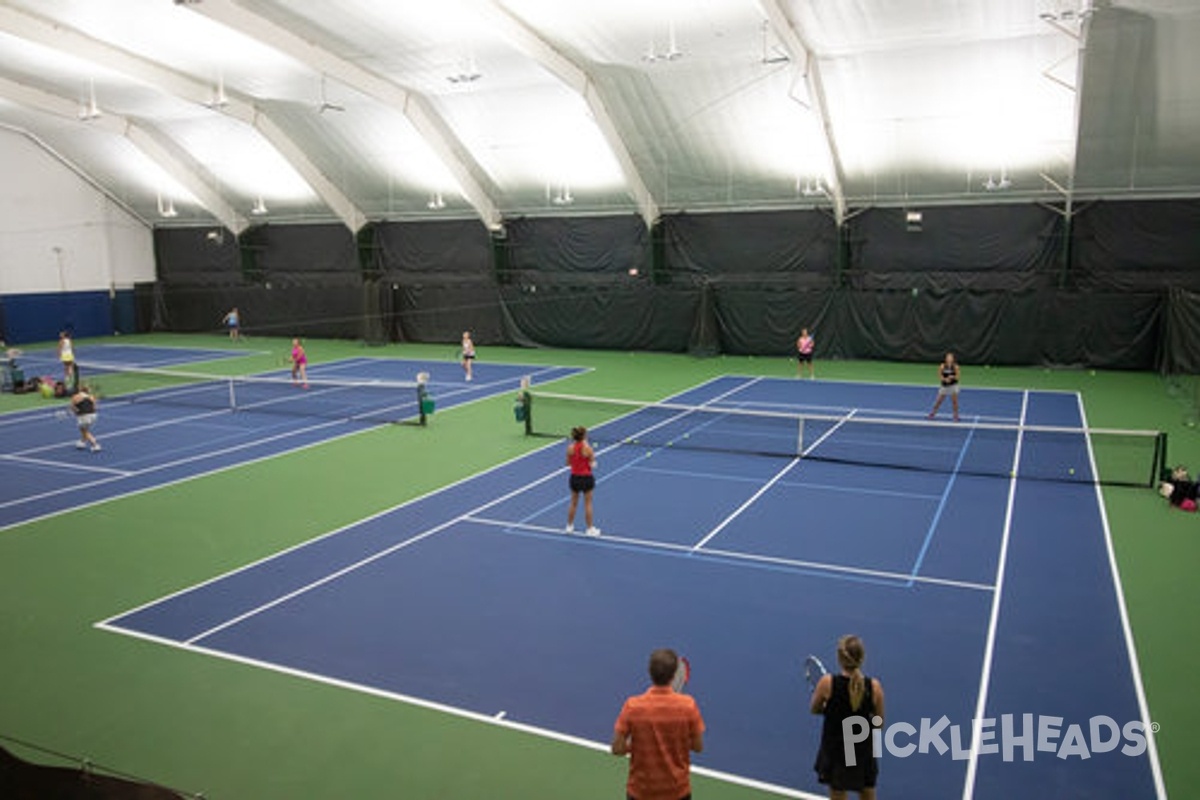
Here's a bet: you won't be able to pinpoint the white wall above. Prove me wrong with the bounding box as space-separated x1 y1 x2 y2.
0 128 155 295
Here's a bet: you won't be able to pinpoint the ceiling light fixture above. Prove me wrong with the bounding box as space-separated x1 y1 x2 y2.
1039 0 1094 23
317 75 345 113
79 80 101 121
798 177 825 197
156 194 178 218
983 169 1013 191
643 21 683 64
251 196 268 215
905 210 923 232
760 20 790 65
551 185 574 206
207 73 229 109
427 192 446 210
447 55 482 85
663 21 682 62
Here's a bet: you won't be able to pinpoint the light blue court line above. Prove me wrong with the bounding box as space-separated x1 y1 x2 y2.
464 515 994 592
905 417 981 587
689 409 858 552
624 464 943 501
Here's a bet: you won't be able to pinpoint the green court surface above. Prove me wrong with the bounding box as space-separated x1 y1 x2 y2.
0 334 1196 799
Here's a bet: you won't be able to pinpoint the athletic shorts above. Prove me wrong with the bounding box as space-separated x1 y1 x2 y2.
569 474 595 493
938 383 960 396
798 352 813 363
76 413 96 429
463 353 476 360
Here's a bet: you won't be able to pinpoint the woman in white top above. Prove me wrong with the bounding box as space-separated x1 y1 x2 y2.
58 331 77 387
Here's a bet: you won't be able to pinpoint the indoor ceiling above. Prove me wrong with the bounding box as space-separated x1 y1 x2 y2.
0 0 1196 232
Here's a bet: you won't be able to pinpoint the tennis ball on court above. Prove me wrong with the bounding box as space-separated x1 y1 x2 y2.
1069 468 1075 475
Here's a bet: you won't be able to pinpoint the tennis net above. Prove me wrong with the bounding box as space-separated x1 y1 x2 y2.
523 391 1166 487
76 361 432 426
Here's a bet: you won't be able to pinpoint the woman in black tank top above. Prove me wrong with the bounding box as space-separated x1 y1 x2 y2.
810 635 886 799
928 352 961 422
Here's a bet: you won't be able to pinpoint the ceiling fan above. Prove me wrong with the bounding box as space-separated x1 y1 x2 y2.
317 75 345 114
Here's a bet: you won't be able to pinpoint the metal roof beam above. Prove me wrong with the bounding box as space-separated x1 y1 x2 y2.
759 0 848 226
183 0 503 230
0 75 247 233
473 0 660 228
0 4 367 232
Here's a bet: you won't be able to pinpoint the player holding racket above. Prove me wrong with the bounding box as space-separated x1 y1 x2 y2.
797 327 815 379
611 648 705 800
289 338 309 388
566 425 600 536
58 330 78 388
460 330 476 381
70 385 101 452
928 352 961 422
222 307 241 342
810 635 885 800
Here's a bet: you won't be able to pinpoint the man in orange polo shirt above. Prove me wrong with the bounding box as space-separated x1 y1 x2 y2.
611 648 705 800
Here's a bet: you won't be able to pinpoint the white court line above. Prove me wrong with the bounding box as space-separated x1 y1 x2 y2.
1077 393 1167 799
689 410 857 552
94 374 734 619
92 623 820 800
0 452 133 477
3 364 583 533
176 377 765 644
961 390 1028 800
465 516 994 592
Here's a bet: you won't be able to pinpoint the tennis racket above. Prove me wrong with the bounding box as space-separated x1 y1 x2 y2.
804 654 828 690
671 655 691 693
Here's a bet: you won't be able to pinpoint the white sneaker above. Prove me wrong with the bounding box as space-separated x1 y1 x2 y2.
565 524 575 534
91 443 102 452
586 526 601 537
75 441 86 450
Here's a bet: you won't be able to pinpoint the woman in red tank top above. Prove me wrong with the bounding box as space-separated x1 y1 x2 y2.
566 426 600 536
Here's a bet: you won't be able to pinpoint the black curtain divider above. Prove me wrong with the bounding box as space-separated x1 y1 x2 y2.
1161 288 1200 373
392 278 506 345
240 223 357 277
376 219 493 275
147 202 1199 370
1071 200 1200 281
709 285 837 357
154 228 241 285
155 279 365 338
498 280 696 351
847 204 1061 274
661 210 837 281
505 215 650 275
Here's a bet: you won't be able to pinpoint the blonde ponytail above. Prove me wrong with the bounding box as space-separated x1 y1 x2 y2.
838 635 867 712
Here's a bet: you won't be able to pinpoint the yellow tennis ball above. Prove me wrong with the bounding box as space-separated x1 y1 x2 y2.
1069 468 1075 475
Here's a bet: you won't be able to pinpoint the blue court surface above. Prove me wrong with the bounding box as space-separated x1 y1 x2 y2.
97 375 1163 799
0 345 583 531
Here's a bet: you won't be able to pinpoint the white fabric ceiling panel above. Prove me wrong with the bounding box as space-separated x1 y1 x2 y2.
0 0 1195 229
